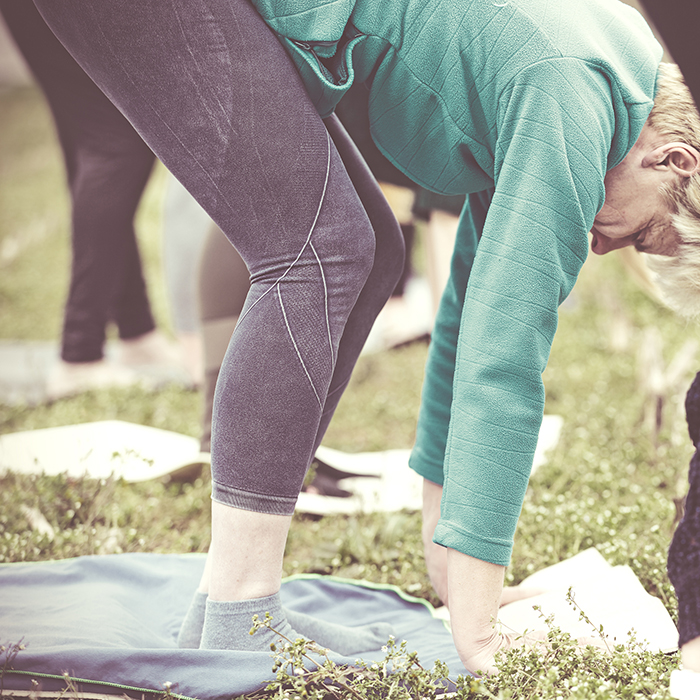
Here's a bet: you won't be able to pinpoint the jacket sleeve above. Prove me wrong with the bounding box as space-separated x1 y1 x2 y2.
415 59 616 566
250 0 355 41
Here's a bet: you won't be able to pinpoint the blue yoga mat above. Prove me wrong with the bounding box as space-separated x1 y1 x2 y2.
0 553 466 699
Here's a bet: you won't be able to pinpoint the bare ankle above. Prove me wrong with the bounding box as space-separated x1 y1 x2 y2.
208 502 291 602
682 636 700 672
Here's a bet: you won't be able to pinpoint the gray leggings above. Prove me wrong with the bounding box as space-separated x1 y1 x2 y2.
34 0 404 514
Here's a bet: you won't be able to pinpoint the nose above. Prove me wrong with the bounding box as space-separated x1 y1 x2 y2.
590 229 636 255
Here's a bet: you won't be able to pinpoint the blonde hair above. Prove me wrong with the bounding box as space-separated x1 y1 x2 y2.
645 63 700 318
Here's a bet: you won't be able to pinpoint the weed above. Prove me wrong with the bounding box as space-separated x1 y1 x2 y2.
244 613 454 700
241 602 679 700
0 639 25 699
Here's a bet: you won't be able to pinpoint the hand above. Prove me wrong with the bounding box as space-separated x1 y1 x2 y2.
460 626 609 676
421 479 448 603
499 584 547 607
460 626 549 676
446 548 511 675
421 484 600 675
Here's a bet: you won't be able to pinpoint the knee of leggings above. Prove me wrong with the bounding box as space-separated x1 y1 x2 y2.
313 191 377 302
384 217 407 286
367 206 406 300
344 215 378 299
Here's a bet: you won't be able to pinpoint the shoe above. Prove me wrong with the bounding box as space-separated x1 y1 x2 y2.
118 330 182 368
45 359 141 401
176 332 204 388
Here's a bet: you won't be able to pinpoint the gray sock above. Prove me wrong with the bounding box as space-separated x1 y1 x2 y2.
200 592 302 651
285 608 394 655
184 590 394 654
177 590 208 648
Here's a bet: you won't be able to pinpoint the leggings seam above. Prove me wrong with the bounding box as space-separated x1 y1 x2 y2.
326 375 352 399
277 285 323 407
309 240 335 364
236 129 332 328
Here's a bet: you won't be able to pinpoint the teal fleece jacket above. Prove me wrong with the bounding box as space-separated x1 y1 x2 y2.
251 0 662 565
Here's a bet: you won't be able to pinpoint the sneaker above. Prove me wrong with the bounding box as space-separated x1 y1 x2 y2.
118 330 182 368
45 359 142 401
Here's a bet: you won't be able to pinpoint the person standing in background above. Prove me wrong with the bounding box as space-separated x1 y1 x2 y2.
0 1 179 400
635 2 700 695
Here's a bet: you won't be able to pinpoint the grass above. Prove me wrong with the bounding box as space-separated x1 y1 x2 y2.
1 83 700 698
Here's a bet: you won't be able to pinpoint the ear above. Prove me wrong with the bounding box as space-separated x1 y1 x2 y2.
641 142 700 177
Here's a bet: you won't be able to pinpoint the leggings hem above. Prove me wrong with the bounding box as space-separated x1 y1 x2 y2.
211 484 297 516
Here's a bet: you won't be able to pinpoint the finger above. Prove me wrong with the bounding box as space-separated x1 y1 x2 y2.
504 629 549 648
576 635 611 652
499 586 548 607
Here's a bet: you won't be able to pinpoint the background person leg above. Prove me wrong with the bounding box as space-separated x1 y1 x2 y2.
162 174 216 387
198 226 250 452
0 0 159 398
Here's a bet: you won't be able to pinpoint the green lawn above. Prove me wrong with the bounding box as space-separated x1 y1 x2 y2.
1 84 699 698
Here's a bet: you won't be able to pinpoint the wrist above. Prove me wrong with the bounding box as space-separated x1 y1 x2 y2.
446 549 505 657
447 549 505 615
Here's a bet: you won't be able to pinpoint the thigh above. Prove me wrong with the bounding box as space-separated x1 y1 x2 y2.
32 0 332 268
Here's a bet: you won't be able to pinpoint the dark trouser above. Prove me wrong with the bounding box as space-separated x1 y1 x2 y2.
668 449 700 647
32 0 403 513
0 0 156 362
640 0 700 650
197 226 250 453
640 0 700 109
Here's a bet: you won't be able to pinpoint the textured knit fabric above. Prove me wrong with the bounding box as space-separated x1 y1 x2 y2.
252 0 662 564
668 373 700 647
33 0 404 515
